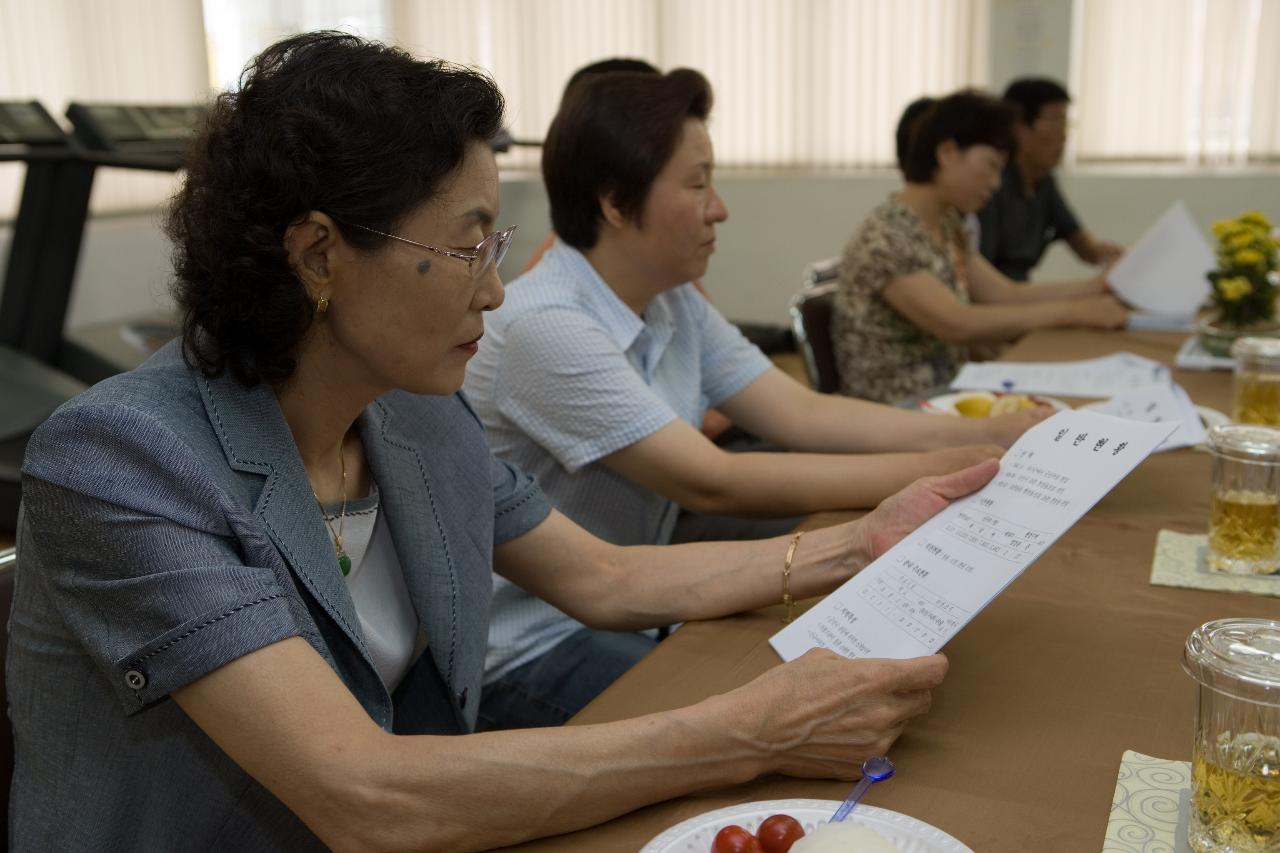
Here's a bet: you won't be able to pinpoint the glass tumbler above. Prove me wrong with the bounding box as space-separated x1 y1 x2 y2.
1206 425 1280 575
1182 618 1280 853
1232 337 1280 427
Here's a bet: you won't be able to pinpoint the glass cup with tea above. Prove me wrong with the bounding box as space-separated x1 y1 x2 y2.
1182 618 1280 852
1206 424 1280 575
1231 337 1280 427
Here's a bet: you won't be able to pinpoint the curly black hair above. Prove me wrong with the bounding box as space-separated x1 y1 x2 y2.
165 31 505 386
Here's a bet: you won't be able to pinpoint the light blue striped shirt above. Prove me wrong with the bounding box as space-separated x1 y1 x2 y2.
464 240 771 680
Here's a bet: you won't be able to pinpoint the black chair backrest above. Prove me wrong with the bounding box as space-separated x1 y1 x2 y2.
788 283 840 394
0 546 14 848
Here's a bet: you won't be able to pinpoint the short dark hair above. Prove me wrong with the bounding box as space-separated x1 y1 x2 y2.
562 57 659 100
900 90 1016 184
543 68 712 250
1002 77 1071 124
165 31 504 386
895 96 936 171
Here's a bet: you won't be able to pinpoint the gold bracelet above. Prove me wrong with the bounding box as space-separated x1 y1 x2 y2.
781 530 804 623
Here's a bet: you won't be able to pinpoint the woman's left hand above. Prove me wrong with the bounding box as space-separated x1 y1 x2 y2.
854 459 1001 563
1095 241 1126 268
1092 254 1124 294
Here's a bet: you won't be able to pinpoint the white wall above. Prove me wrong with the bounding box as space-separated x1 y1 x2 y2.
507 169 1280 325
4 167 1277 333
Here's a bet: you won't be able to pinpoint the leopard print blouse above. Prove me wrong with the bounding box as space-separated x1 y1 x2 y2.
832 194 971 404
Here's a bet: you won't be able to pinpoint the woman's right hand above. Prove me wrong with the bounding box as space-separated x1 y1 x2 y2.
1073 294 1128 329
719 649 948 780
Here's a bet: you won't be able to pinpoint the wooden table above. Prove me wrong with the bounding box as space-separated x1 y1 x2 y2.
501 329 1279 853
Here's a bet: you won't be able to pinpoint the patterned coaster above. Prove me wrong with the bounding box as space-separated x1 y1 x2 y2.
1105 751 1191 853
1150 530 1280 597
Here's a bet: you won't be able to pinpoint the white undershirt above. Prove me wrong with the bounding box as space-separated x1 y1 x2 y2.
321 486 426 692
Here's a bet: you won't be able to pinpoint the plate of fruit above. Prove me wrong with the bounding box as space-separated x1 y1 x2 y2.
920 391 1068 418
639 799 972 853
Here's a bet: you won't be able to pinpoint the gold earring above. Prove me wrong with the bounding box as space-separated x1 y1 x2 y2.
315 295 330 314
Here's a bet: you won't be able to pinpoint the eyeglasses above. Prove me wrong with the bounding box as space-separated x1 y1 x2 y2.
335 219 517 280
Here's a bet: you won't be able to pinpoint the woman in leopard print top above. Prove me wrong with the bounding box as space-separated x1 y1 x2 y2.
833 90 1126 404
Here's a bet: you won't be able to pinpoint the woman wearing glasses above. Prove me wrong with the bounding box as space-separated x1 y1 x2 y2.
10 33 988 852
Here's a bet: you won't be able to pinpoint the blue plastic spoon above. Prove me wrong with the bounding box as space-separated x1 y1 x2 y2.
829 756 896 823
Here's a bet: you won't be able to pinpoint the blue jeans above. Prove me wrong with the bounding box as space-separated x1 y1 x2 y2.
477 628 657 730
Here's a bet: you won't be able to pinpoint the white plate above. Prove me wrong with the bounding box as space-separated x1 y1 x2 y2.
639 798 973 853
920 391 1069 416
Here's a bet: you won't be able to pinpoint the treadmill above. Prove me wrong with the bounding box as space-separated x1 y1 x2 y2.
0 101 90 529
55 103 206 385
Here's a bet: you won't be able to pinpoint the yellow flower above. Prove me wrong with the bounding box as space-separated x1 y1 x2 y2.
1234 249 1266 268
1217 276 1253 302
1240 210 1274 230
1227 231 1256 250
1213 219 1238 239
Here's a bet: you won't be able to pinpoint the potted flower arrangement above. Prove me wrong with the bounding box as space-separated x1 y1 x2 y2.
1199 210 1279 356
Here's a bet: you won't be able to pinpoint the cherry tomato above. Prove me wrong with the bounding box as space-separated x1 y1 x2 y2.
755 814 806 853
711 824 764 853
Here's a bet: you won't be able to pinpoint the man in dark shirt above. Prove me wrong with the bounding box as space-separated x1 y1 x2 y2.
977 77 1123 281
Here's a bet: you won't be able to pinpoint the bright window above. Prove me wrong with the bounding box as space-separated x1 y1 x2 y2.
203 0 390 91
1 0 993 222
0 0 209 217
393 0 990 169
1071 0 1280 164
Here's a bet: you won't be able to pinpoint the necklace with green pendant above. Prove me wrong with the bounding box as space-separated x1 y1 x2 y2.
314 444 353 577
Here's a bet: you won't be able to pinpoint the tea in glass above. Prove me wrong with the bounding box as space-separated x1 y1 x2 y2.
1184 619 1280 853
1234 373 1280 427
1209 489 1280 573
1190 737 1280 852
1232 338 1280 426
1206 425 1280 575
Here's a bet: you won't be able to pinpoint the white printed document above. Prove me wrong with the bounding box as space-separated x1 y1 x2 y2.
950 353 1169 398
1083 383 1207 451
1107 201 1213 318
770 411 1175 662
